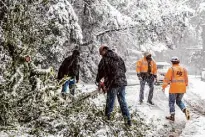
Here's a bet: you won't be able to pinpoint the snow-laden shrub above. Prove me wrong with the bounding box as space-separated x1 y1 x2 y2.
0 0 83 126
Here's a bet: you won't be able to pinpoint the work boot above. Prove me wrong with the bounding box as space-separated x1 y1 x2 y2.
183 108 190 120
107 115 110 120
61 92 67 100
124 117 132 127
166 114 175 122
127 120 132 126
139 100 143 104
147 100 154 105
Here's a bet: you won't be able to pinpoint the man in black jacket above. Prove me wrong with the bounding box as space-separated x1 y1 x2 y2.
57 49 80 95
96 45 131 126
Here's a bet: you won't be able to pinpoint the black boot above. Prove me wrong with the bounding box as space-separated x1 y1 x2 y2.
124 117 132 127
166 114 175 122
107 115 110 120
127 120 132 126
139 100 143 104
147 100 154 105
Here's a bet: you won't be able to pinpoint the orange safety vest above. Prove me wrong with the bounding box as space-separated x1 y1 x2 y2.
136 57 157 75
162 64 188 93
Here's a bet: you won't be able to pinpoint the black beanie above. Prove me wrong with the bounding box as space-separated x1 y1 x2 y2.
72 49 80 56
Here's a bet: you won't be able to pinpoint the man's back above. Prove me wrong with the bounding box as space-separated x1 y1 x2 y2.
57 55 79 80
163 64 188 93
97 50 127 88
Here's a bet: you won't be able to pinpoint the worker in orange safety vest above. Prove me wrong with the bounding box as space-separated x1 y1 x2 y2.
162 56 190 121
136 51 157 105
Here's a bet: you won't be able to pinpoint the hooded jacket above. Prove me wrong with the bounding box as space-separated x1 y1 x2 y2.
96 50 127 89
57 54 80 81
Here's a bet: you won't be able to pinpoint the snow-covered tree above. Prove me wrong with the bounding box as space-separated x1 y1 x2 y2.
0 0 205 136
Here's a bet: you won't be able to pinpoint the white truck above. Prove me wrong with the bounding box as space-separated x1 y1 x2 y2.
156 62 170 84
201 68 205 81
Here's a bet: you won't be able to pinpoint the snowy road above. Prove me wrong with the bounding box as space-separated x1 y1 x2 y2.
125 75 205 137
81 75 205 136
1 75 203 137
73 75 205 136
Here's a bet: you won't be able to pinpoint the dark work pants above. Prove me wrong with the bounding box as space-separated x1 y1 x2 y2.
105 86 131 120
139 76 154 102
169 93 186 114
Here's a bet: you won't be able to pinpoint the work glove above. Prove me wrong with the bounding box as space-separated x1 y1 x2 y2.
150 75 157 83
100 82 107 93
96 81 107 93
138 77 142 81
154 78 157 83
137 73 142 81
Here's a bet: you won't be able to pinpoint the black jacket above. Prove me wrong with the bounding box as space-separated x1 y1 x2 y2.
57 55 80 81
96 50 127 89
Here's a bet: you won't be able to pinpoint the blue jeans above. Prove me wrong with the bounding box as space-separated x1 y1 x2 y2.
105 86 130 120
169 93 186 114
139 76 154 102
62 79 76 95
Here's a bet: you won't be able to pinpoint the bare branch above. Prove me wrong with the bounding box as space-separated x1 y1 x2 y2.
80 25 138 47
95 25 137 38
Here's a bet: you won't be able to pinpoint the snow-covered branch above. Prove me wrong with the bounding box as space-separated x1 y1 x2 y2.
96 25 137 37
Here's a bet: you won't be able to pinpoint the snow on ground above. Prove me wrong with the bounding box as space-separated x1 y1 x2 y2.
127 75 205 137
77 83 97 93
1 75 204 136
185 75 205 99
180 76 205 137
126 84 187 137
83 75 205 136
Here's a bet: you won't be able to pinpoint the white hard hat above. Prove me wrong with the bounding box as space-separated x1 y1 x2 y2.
170 56 179 62
143 51 151 57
